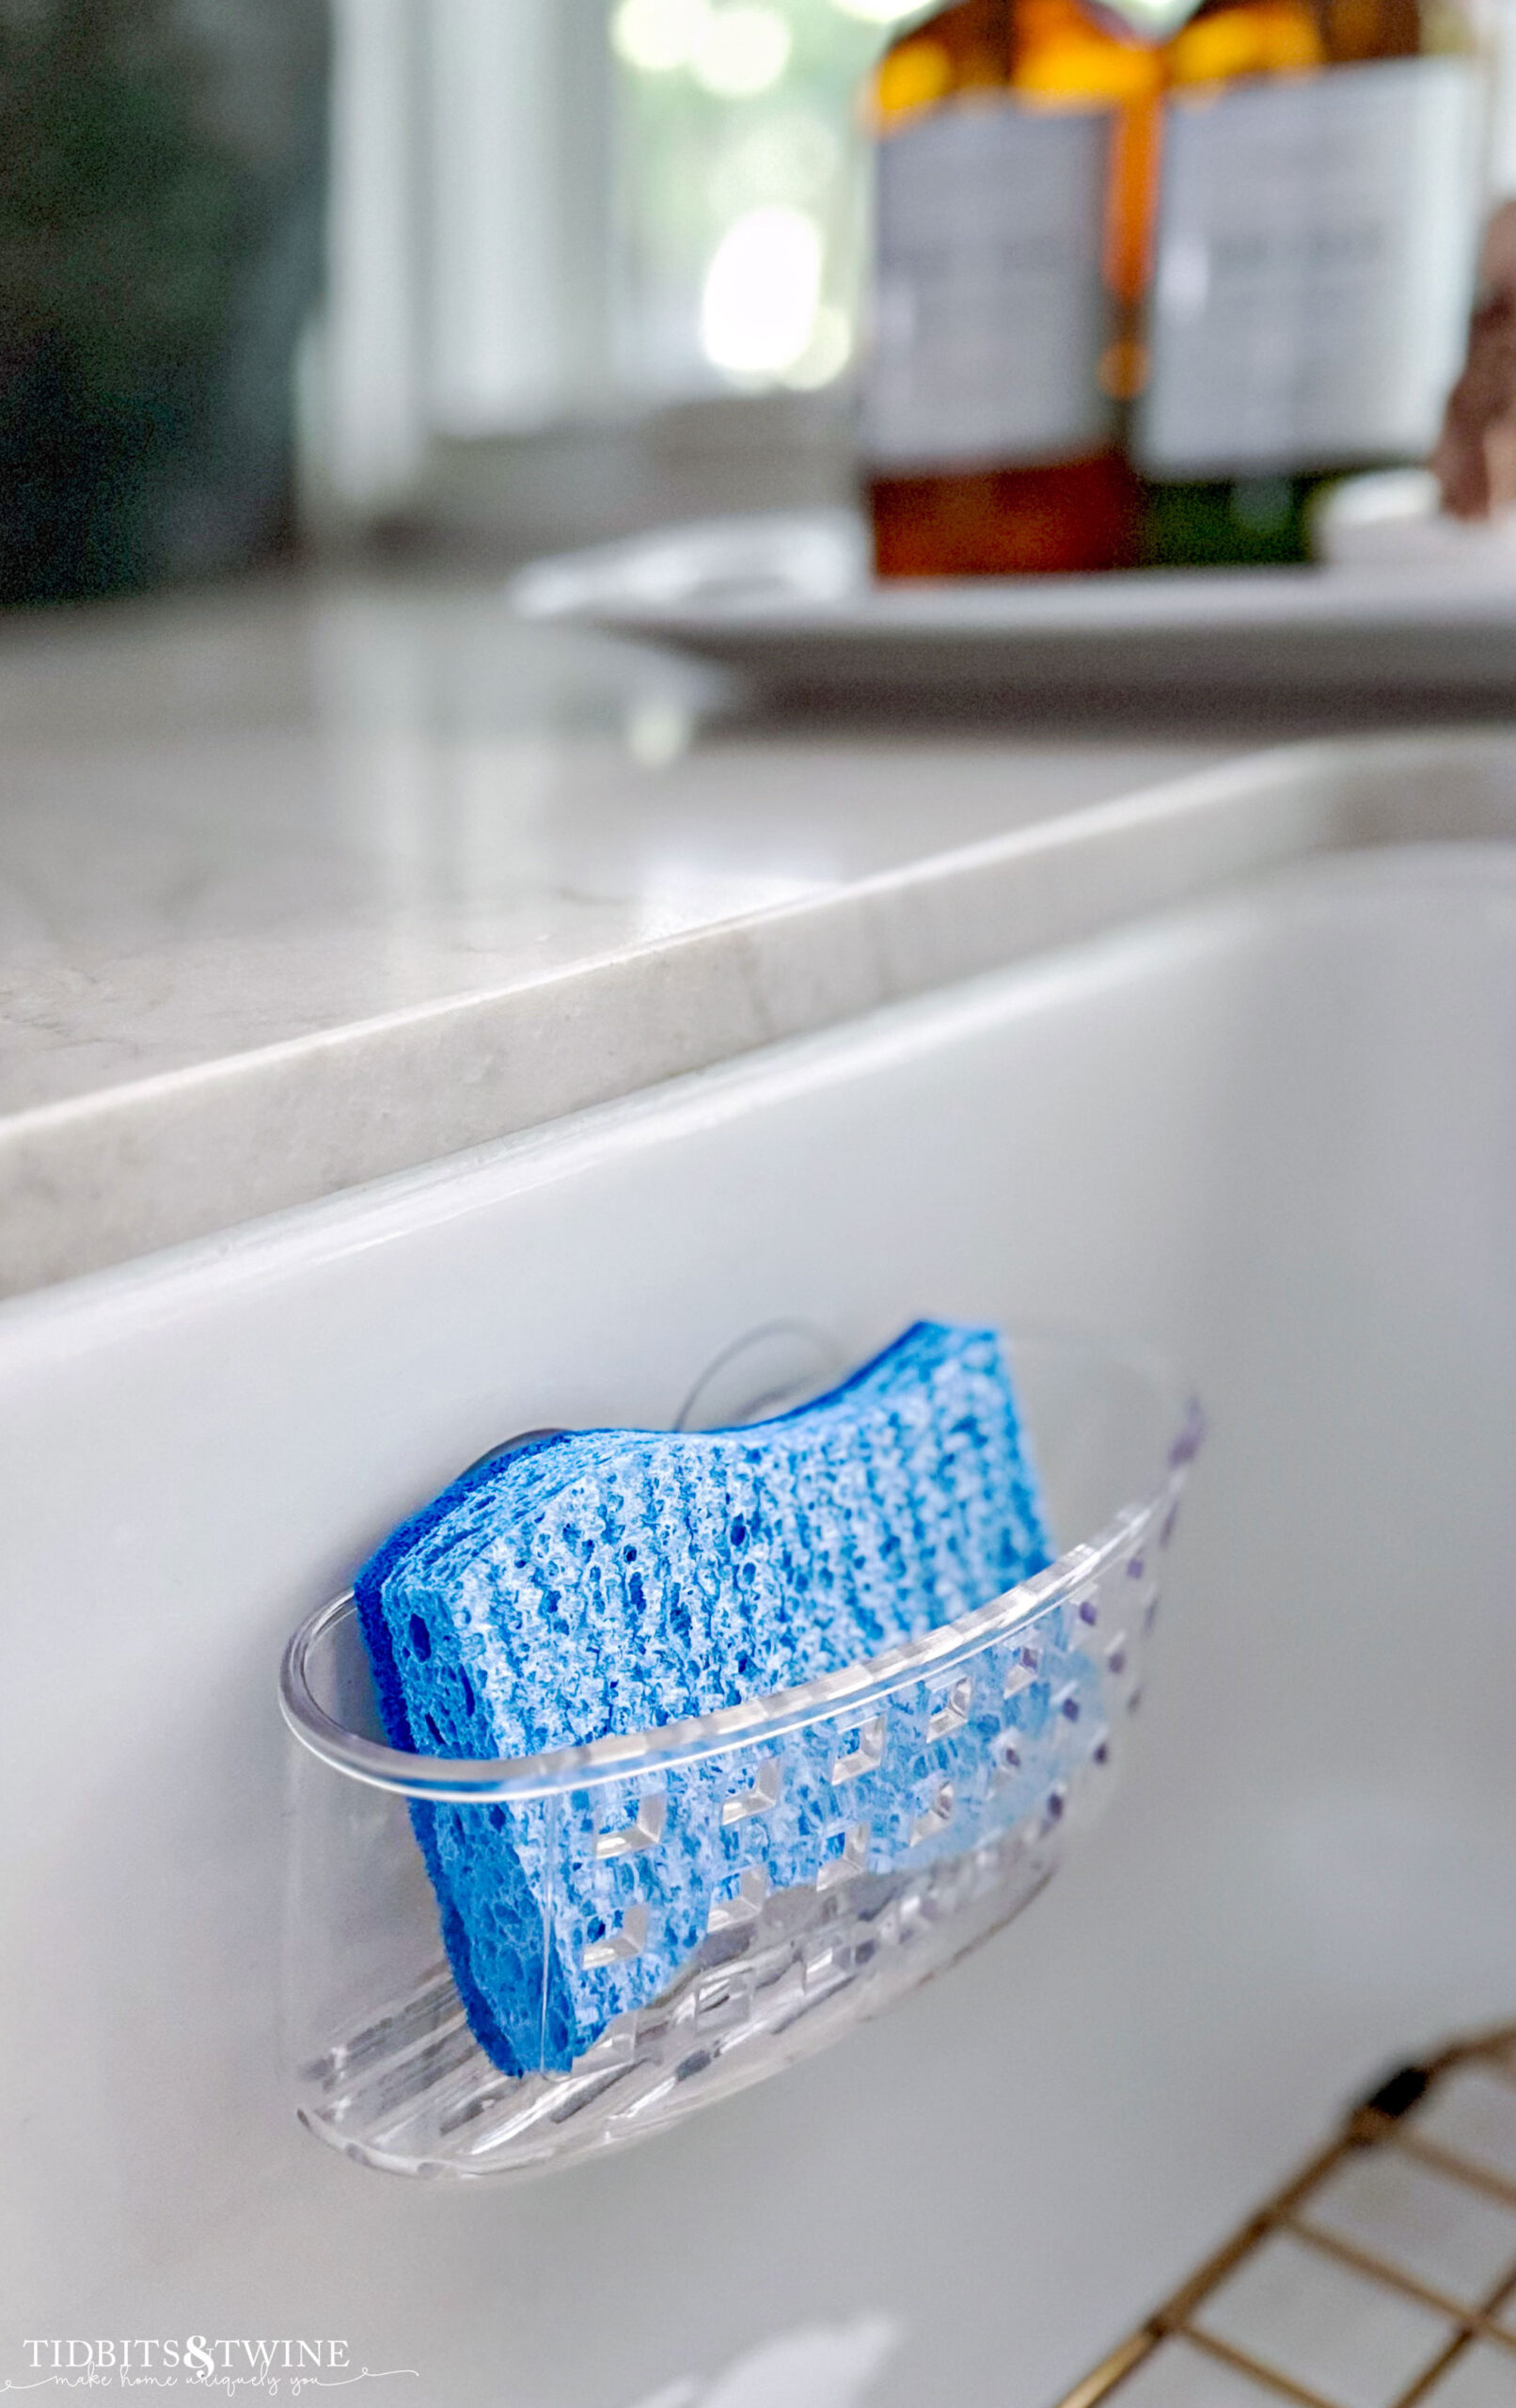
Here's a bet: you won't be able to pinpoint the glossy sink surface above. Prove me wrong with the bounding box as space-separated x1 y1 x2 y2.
3 831 1515 2407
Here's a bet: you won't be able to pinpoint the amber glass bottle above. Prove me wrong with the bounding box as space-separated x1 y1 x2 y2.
1134 0 1488 563
862 0 1168 575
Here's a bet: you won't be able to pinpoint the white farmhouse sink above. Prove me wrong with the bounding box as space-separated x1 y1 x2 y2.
3 744 1515 2408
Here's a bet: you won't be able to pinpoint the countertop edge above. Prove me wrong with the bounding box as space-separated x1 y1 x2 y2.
4 726 1510 1299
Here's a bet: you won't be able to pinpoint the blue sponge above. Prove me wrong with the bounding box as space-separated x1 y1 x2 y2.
355 1322 1051 2074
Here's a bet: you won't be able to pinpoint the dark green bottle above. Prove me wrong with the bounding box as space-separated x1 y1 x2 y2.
1130 0 1487 566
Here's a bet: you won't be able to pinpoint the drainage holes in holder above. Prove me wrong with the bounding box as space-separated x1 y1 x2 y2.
1004 1643 1040 1700
593 1793 667 1861
830 1718 886 1784
990 1730 1022 1780
926 1676 972 1740
721 1759 782 1828
817 1823 870 1892
708 1866 770 1932
581 1903 650 1969
912 1782 955 1844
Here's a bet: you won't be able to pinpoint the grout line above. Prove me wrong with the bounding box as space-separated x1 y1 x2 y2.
1475 2258 1516 2343
1441 2026 1516 2078
1390 2132 1516 2216
1281 2212 1479 2325
1385 2331 1477 2408
1156 2139 1361 2329
1283 2218 1516 2363
1483 2267 1516 2320
1387 2209 1516 2408
1046 2039 1516 2408
1176 2322 1344 2408
1047 2332 1161 2408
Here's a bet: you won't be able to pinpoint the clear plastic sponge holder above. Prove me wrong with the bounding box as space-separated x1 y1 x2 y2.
279 1329 1201 2180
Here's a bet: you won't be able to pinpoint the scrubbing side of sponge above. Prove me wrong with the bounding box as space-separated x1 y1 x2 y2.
356 1430 632 1760
357 1322 1051 2074
378 1323 1047 1757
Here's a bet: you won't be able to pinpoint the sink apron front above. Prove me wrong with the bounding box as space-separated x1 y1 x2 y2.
2 825 1514 2408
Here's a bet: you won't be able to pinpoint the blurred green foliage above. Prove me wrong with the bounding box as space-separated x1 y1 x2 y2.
0 0 327 601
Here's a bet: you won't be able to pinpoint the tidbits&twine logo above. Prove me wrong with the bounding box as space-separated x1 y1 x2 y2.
8 2339 418 2396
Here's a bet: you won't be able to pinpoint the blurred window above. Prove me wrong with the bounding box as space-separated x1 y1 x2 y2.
609 0 908 397
308 0 925 517
309 0 1516 526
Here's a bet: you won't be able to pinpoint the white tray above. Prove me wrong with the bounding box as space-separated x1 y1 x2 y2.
508 502 1516 702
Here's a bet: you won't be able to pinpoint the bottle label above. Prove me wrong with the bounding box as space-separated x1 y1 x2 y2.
1098 0 1212 32
1136 57 1485 478
862 101 1115 472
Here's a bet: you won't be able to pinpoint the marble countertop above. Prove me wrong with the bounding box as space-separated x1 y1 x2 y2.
0 566 1342 1296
